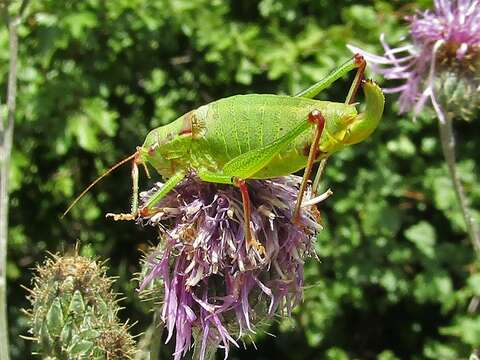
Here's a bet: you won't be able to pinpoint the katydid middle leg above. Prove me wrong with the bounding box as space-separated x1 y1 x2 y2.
197 170 265 255
139 170 186 217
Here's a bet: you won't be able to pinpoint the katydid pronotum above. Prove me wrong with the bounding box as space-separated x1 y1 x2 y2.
63 54 384 254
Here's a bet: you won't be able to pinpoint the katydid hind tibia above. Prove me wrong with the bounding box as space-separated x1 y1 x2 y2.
63 54 385 254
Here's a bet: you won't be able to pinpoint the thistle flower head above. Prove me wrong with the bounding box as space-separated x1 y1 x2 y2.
348 0 480 120
139 174 324 360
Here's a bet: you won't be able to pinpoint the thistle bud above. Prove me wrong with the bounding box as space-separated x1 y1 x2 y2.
26 253 136 359
435 62 480 121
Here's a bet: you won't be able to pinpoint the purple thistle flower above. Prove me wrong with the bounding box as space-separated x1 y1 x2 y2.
138 174 325 360
348 0 480 120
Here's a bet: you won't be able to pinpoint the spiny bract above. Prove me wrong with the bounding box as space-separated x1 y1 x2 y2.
26 253 136 359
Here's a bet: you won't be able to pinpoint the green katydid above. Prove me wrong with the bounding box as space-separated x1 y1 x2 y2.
63 54 384 254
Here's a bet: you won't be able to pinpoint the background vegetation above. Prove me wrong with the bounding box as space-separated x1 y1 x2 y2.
2 0 479 358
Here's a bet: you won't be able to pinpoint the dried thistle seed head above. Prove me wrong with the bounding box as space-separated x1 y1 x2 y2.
94 321 136 359
26 253 136 359
138 175 324 360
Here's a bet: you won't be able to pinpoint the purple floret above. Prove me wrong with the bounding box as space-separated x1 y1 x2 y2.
348 0 480 117
139 175 323 360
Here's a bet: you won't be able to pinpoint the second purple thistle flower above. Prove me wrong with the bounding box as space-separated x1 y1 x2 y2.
348 0 480 120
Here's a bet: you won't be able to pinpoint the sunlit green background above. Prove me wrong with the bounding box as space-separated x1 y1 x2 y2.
3 0 480 358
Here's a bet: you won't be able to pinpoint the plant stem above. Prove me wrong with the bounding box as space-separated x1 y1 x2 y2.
438 113 480 316
437 108 480 350
192 341 218 360
192 329 220 360
0 2 28 358
135 313 164 360
437 113 480 254
0 20 18 360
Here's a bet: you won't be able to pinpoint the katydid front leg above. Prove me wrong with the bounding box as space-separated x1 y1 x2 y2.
106 151 141 221
106 160 186 220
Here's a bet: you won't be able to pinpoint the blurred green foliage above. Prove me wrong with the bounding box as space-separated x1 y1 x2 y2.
2 0 479 358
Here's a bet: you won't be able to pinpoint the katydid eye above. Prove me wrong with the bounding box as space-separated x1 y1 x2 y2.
148 146 156 155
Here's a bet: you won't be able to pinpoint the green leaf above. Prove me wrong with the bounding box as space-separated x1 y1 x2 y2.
63 12 98 39
442 317 480 346
386 135 416 158
60 320 73 346
67 98 118 152
405 221 436 258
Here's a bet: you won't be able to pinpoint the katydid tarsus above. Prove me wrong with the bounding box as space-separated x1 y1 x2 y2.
63 54 384 255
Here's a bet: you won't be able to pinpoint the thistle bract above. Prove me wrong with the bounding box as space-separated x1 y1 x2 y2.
26 254 136 359
348 0 480 120
139 175 323 360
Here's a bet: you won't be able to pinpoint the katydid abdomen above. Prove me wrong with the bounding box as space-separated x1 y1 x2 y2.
142 94 359 179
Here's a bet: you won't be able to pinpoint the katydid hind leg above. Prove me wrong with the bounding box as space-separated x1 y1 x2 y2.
312 158 328 196
202 112 318 232
295 54 365 99
293 55 366 219
345 54 366 105
198 128 301 252
197 170 235 185
293 109 326 223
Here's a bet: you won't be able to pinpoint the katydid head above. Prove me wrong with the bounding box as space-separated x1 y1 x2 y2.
139 120 194 177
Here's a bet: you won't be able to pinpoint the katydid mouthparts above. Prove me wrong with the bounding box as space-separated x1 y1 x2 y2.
63 54 384 254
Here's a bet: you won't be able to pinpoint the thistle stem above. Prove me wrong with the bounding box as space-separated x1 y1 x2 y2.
192 341 218 360
437 111 480 318
437 113 480 254
192 330 220 360
135 314 163 360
